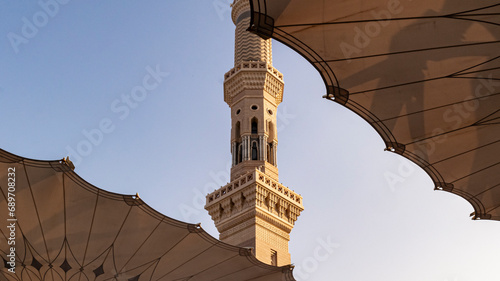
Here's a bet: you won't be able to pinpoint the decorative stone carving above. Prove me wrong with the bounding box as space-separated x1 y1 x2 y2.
224 62 284 106
205 0 303 266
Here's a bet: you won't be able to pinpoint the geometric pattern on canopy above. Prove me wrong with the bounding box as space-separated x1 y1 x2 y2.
0 149 295 281
249 0 500 220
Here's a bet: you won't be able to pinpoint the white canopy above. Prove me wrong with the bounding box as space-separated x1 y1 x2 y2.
249 0 500 220
0 149 295 281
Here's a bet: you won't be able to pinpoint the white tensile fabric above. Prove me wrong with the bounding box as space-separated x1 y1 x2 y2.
0 149 295 281
250 0 500 220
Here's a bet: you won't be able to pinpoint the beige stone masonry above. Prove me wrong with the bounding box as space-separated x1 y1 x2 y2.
205 0 303 267
224 61 284 107
205 169 304 266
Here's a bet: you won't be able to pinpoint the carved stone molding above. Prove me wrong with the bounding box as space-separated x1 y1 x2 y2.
205 169 303 240
223 62 284 106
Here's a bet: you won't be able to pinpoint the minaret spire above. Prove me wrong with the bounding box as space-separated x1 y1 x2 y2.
205 0 303 267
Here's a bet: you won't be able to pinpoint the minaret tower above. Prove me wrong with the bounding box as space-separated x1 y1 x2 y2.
205 0 304 266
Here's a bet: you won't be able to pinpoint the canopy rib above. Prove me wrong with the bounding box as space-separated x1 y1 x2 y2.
1 147 295 280
250 0 500 221
23 161 51 263
452 162 500 183
473 182 500 198
81 189 99 267
474 109 500 125
449 56 500 76
430 139 500 166
275 14 500 28
154 244 218 281
326 40 500 63
378 92 500 122
117 218 165 274
405 124 476 146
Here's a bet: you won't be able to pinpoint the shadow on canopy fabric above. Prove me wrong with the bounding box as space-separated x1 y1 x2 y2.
249 0 500 221
0 149 295 281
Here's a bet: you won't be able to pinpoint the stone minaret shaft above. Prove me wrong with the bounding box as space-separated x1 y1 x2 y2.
205 0 303 267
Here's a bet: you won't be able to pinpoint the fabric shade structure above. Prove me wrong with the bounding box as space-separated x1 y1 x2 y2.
0 149 295 281
249 0 500 220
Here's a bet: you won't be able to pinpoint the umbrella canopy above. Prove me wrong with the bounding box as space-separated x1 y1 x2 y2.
249 0 500 220
0 149 295 281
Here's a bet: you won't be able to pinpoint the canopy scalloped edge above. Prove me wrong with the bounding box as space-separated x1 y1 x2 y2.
0 148 296 281
248 0 498 221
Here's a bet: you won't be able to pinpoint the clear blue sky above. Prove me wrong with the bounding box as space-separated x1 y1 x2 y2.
2 1 499 280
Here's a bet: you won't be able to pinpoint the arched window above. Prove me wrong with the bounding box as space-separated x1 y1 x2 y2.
268 121 275 140
251 118 258 134
237 143 243 164
235 121 241 140
271 250 278 266
233 122 242 165
251 141 258 160
267 143 274 165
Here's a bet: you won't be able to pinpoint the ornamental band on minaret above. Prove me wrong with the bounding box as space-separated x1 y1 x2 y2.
205 0 304 267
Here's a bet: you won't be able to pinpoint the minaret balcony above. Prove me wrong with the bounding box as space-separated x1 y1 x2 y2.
223 61 284 106
224 61 283 81
205 168 304 227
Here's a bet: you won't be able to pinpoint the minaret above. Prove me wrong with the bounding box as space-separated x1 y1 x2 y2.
205 0 304 266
